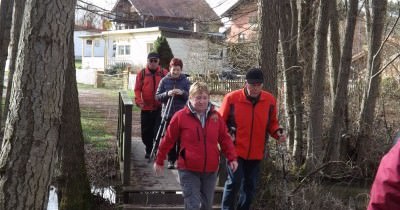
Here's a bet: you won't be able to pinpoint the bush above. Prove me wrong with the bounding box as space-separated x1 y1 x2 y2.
104 63 129 75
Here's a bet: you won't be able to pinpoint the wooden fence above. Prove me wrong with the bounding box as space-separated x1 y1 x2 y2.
188 77 246 94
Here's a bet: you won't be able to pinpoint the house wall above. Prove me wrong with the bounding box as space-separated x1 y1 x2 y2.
167 38 223 76
225 1 258 43
74 31 108 59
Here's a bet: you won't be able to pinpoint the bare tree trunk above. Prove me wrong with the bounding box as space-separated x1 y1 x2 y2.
356 0 387 172
279 0 304 167
0 0 14 127
0 0 75 209
306 0 330 169
328 0 341 105
325 0 359 163
299 0 318 92
3 0 26 129
259 0 279 95
58 22 92 209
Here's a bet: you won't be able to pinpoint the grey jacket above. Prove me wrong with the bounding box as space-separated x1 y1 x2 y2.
155 73 190 119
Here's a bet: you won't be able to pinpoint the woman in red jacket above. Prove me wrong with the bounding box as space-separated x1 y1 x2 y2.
368 135 400 210
154 82 238 210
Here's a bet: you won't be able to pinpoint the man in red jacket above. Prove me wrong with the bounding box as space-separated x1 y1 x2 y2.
368 134 400 210
219 68 286 210
134 52 168 158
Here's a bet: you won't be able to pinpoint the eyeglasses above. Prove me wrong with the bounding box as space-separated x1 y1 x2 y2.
149 59 159 63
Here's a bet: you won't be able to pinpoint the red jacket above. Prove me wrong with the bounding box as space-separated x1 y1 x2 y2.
155 105 237 173
219 89 281 160
134 66 168 110
368 141 400 210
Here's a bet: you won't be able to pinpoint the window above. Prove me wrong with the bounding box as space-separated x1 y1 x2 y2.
86 40 93 45
147 43 154 53
118 45 131 55
94 40 100 47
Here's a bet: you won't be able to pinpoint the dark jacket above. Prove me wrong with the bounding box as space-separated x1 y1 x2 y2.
155 73 190 119
155 105 237 173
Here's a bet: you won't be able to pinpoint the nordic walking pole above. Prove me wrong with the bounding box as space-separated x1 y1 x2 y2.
148 96 174 163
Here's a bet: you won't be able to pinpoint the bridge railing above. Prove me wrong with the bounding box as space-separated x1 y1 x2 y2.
117 91 132 186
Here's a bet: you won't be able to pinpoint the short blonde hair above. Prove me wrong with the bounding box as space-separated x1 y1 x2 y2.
189 82 209 97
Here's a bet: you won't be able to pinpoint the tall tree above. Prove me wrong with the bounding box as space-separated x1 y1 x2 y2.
306 0 330 169
153 35 174 69
0 0 76 209
325 0 359 162
258 0 279 95
279 0 304 166
300 0 318 92
0 0 14 127
56 17 92 210
3 0 26 128
328 0 341 104
356 0 388 167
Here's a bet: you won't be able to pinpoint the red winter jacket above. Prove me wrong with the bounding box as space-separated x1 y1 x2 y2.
368 141 400 210
219 88 281 160
134 66 168 110
155 105 237 173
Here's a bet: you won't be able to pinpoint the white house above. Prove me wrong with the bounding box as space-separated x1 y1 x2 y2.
80 27 225 76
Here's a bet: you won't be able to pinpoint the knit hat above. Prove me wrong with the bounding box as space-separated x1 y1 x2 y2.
147 52 160 59
170 58 183 68
245 68 264 84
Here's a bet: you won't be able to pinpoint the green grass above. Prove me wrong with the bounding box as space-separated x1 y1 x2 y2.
81 116 113 150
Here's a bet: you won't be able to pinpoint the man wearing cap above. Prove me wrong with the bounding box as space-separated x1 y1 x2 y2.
219 68 286 210
134 52 168 158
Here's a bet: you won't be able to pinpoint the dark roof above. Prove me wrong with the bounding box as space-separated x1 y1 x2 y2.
117 0 220 21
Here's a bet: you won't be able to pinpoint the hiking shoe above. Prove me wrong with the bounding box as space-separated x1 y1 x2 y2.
167 161 175 169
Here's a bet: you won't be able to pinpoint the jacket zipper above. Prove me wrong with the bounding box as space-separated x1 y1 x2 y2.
202 123 207 172
247 103 256 158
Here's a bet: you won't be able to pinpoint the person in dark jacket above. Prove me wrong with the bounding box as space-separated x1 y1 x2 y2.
367 133 400 210
154 82 238 210
155 58 190 169
134 52 168 158
219 68 286 210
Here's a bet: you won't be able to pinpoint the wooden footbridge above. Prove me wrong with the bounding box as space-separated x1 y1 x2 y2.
117 92 226 210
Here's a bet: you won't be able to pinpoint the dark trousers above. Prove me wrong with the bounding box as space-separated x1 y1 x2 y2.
221 158 261 210
165 120 179 162
140 109 161 154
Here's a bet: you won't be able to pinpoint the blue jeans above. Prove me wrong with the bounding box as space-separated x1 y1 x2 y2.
221 158 261 210
178 170 218 210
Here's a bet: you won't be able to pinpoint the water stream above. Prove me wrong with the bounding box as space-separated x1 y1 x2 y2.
47 186 116 210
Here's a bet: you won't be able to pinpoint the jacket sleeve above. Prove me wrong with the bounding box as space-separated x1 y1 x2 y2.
266 96 281 140
134 70 143 106
217 114 237 162
155 113 180 166
155 78 169 103
180 79 190 102
368 142 400 210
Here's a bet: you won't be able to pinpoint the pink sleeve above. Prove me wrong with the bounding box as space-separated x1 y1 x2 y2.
368 142 400 210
